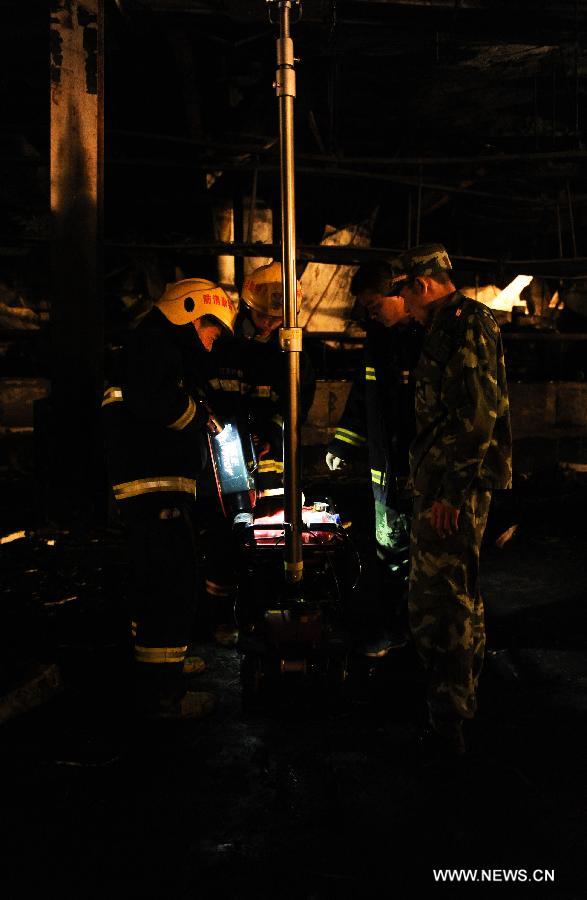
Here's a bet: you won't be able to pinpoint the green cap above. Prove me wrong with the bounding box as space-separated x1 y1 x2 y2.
391 243 452 279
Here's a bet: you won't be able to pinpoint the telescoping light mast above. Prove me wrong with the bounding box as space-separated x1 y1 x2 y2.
269 0 303 586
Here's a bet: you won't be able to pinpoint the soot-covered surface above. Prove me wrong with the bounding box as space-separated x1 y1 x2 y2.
0 476 585 899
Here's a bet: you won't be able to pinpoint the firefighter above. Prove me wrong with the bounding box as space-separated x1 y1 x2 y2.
102 278 237 719
214 260 315 501
326 263 424 655
203 261 316 645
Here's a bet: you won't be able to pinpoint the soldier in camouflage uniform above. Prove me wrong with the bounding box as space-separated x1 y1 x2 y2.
392 244 512 756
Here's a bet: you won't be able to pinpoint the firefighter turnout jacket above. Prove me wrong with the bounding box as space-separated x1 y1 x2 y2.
209 310 316 499
328 320 424 507
103 306 214 504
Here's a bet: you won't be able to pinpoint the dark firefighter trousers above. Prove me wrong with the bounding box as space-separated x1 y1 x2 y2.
119 494 199 706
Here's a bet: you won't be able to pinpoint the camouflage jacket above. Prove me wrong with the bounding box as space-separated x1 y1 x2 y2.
409 291 512 506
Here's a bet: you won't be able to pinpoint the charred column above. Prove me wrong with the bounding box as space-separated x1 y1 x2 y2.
214 198 237 299
49 0 104 523
272 0 303 584
243 195 274 277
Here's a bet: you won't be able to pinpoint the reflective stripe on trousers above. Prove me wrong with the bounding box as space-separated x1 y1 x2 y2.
113 477 196 501
134 645 188 664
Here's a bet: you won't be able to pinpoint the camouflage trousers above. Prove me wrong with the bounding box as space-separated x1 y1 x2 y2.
408 489 492 730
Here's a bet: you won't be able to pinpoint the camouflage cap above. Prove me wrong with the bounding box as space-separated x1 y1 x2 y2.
391 243 452 280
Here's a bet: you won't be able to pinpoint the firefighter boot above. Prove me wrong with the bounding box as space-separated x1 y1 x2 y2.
349 550 395 658
417 721 466 764
214 622 239 648
135 661 216 720
205 578 239 647
183 655 206 676
383 603 409 650
356 626 395 658
149 690 217 721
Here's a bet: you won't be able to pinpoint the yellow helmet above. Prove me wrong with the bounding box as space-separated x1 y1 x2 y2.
156 278 238 334
241 261 302 317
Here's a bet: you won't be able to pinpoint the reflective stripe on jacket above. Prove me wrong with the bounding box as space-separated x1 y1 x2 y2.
102 308 212 502
329 320 423 506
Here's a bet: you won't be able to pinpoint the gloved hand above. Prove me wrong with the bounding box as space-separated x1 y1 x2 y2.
326 451 346 471
252 433 271 459
200 401 223 436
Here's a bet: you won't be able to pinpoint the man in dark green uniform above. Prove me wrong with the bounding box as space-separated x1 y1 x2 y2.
392 244 512 757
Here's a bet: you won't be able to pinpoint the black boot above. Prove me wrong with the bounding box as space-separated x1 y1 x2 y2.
417 718 466 765
376 551 410 648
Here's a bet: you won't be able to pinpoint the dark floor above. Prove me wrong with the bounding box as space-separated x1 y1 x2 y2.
0 472 586 900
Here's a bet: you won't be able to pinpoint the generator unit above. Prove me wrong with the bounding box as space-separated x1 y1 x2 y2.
208 419 360 702
236 499 360 701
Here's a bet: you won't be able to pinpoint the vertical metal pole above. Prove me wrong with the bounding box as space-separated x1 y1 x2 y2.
566 180 578 257
246 167 259 243
552 60 557 145
415 165 423 245
406 192 413 249
533 74 539 150
274 1 303 584
555 199 564 327
555 203 564 258
575 0 581 136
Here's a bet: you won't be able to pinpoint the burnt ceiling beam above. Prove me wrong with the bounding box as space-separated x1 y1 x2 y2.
7 144 587 169
107 130 587 167
336 1 586 44
102 238 587 278
110 128 278 154
105 0 587 44
105 158 566 206
115 1 587 45
4 151 584 205
287 149 587 167
4 230 587 277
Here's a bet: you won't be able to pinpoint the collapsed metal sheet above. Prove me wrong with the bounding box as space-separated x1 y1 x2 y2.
299 220 374 333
